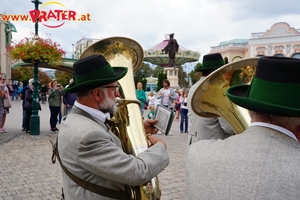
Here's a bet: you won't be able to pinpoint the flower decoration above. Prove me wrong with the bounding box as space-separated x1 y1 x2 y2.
6 34 66 67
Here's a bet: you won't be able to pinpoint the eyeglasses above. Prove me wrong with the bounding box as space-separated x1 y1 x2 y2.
101 85 119 92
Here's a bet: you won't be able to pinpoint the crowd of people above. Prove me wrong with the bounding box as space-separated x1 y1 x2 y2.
1 53 300 199
0 77 76 134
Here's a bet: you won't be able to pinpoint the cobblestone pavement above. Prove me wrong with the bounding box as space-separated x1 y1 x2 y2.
0 101 188 200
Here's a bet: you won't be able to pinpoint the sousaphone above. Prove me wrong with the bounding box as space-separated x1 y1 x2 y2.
191 57 259 134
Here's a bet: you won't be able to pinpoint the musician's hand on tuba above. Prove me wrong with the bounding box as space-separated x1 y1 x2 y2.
147 135 167 149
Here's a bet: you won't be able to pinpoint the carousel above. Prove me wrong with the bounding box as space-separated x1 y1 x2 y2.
144 34 200 88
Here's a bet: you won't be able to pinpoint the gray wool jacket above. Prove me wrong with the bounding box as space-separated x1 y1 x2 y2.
58 106 169 200
186 126 300 200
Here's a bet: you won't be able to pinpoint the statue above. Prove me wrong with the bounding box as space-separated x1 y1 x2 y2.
162 33 179 67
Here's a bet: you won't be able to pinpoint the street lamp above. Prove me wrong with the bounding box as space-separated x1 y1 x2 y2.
30 0 42 135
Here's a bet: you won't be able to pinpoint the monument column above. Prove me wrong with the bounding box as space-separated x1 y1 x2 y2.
164 67 179 88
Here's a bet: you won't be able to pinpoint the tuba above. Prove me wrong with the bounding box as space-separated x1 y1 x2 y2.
80 37 161 200
191 57 259 134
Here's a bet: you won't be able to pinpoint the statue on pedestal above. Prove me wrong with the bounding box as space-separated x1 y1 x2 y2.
162 33 179 67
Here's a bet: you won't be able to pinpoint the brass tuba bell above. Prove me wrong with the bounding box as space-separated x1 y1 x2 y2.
191 57 259 134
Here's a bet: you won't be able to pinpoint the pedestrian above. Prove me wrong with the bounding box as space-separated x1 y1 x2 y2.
0 76 11 133
58 54 169 199
40 84 48 103
17 82 23 99
175 92 181 120
187 53 234 144
136 82 147 116
20 78 34 131
179 89 188 133
147 105 156 119
23 82 41 133
63 78 77 115
48 80 64 133
156 79 177 109
147 91 156 108
186 56 300 200
6 79 13 97
11 80 18 100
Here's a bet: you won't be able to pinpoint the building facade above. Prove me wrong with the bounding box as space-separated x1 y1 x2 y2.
210 22 300 61
0 16 16 79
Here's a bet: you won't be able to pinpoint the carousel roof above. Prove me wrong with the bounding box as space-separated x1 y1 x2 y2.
144 39 200 66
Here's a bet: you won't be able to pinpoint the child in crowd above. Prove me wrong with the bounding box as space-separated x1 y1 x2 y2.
147 105 156 119
147 92 156 108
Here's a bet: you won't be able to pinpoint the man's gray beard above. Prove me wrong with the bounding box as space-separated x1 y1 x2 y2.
99 96 117 114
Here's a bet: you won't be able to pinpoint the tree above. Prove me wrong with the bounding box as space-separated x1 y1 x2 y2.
134 62 152 86
152 65 164 77
38 71 52 86
177 65 187 88
190 62 202 84
141 77 147 91
11 67 51 87
156 70 167 92
55 71 73 86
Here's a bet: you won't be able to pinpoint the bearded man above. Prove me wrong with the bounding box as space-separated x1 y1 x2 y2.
58 55 169 200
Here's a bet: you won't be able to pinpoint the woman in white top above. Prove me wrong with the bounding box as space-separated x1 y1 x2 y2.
180 90 188 133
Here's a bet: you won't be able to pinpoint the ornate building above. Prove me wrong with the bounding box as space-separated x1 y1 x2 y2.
210 22 300 61
0 16 16 79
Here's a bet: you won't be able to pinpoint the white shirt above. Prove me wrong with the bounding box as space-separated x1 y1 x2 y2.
147 95 156 106
250 122 298 141
162 89 170 106
180 96 188 109
74 101 107 123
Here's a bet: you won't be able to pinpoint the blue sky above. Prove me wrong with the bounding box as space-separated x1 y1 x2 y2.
2 0 300 70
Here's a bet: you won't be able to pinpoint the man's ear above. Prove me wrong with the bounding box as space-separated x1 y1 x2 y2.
91 88 101 101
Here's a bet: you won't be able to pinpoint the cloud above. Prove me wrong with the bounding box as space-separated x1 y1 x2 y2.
3 0 300 64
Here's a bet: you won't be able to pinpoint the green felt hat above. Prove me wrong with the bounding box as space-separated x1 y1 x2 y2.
226 56 300 116
195 53 225 72
64 55 127 93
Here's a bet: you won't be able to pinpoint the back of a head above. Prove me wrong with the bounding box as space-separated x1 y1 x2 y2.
28 78 34 85
195 53 224 75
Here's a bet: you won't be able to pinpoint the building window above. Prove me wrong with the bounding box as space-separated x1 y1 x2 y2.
292 53 300 59
232 56 242 61
274 54 284 57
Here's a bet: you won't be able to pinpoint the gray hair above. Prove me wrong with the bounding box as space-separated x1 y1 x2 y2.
28 78 34 84
249 111 300 132
269 115 300 131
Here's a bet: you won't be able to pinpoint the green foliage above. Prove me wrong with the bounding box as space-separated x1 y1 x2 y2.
152 66 164 77
156 70 167 92
141 78 147 91
134 62 152 85
55 71 73 86
7 34 66 67
11 67 51 86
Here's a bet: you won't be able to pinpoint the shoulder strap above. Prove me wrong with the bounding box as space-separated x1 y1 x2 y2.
50 137 130 200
